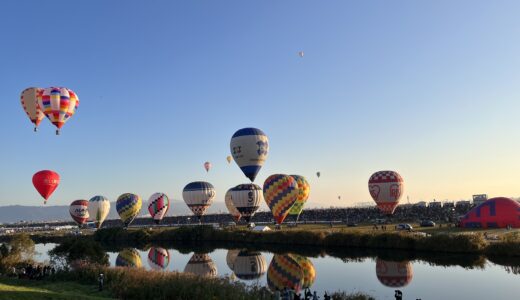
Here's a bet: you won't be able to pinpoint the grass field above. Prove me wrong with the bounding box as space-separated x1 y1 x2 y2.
0 277 114 300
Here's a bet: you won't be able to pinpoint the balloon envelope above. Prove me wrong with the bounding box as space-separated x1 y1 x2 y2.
184 253 217 277
32 170 60 203
116 193 142 228
316 172 320 178
20 87 44 129
267 254 304 293
204 162 211 172
263 174 299 224
233 250 267 280
116 248 142 268
230 184 263 222
226 156 232 164
182 182 216 221
298 51 304 57
288 175 310 216
225 188 241 222
69 200 89 226
148 193 170 224
230 128 269 182
37 87 79 133
368 171 404 215
460 197 520 228
376 259 413 288
226 249 241 271
292 255 316 289
88 195 110 229
148 247 170 270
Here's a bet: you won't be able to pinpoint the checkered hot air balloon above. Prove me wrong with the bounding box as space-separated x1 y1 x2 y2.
147 193 170 224
376 259 413 288
116 248 142 268
230 128 269 182
292 255 316 289
182 182 215 222
147 247 170 270
20 87 45 131
368 171 404 215
116 193 142 228
88 195 110 229
37 87 79 135
232 250 267 281
69 200 89 226
225 188 241 223
230 183 263 223
263 174 299 225
184 253 217 277
267 254 304 293
288 175 310 219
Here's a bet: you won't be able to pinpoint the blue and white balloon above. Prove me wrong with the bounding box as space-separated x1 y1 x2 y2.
230 128 269 182
229 183 263 222
182 181 216 221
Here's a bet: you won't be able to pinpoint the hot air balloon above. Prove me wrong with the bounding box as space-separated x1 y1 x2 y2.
32 170 60 204
298 51 304 57
368 171 404 215
230 184 263 223
225 188 241 222
226 249 241 271
116 193 142 228
263 174 299 225
288 175 310 220
37 87 79 135
232 250 267 280
88 195 110 229
69 200 89 227
338 195 341 200
184 253 217 277
20 87 45 131
230 128 269 182
204 162 212 172
267 254 304 293
226 156 232 164
148 247 170 270
316 172 320 178
182 182 215 222
376 259 413 288
116 248 142 268
148 193 170 224
292 255 316 289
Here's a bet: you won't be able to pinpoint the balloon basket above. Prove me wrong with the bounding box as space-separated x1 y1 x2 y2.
34 127 37 132
55 129 60 135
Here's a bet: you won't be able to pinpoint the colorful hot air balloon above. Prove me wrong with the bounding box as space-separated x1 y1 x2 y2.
292 255 316 289
232 250 267 280
147 193 170 224
32 170 60 204
116 248 142 268
298 51 304 57
20 87 45 131
263 174 299 225
316 172 320 178
88 195 110 229
230 128 269 182
267 254 304 293
368 171 404 215
37 87 79 135
226 249 240 271
116 193 142 228
288 175 310 218
230 184 263 223
225 188 241 222
226 156 232 164
182 182 215 222
204 162 212 172
148 247 170 270
375 259 413 288
69 200 89 226
184 253 217 277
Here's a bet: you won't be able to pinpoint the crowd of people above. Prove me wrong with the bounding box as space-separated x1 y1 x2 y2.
10 264 56 280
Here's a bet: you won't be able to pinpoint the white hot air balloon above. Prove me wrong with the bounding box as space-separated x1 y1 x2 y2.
230 184 263 223
225 188 242 222
88 196 111 229
230 128 269 182
182 181 216 222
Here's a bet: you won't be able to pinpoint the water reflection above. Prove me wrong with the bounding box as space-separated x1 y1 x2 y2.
184 253 217 277
292 255 316 289
116 248 142 268
375 258 413 288
232 250 267 280
267 254 304 293
147 247 170 270
226 249 240 270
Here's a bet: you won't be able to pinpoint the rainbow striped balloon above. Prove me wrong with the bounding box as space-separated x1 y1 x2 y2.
37 87 79 134
263 174 299 224
267 254 304 293
116 193 142 228
288 175 311 217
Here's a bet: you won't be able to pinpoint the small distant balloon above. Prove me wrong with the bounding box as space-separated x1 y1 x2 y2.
316 172 320 178
226 156 232 164
204 162 212 172
298 51 304 57
338 195 341 200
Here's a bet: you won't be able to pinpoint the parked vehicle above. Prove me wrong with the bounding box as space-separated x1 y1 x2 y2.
420 220 436 227
396 223 413 231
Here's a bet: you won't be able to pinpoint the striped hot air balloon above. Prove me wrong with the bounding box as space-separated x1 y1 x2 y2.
116 193 142 228
184 253 217 277
263 174 299 225
182 182 215 222
368 171 404 215
20 87 45 131
148 193 170 224
116 248 142 268
288 175 310 219
225 188 241 222
230 128 269 182
37 87 79 135
232 250 267 280
88 195 111 229
267 254 304 293
230 184 263 223
148 247 170 270
69 200 89 226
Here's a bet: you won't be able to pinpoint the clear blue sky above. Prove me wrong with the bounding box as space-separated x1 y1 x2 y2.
1 0 519 208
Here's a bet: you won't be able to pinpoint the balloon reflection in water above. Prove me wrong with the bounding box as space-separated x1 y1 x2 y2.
292 255 316 289
267 254 304 293
184 253 217 277
375 258 413 288
232 250 267 280
147 247 170 270
226 249 240 271
116 248 142 268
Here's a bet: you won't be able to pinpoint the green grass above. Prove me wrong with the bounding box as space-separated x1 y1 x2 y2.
0 276 114 300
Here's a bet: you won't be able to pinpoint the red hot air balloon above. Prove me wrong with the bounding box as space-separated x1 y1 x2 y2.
32 170 60 204
368 171 404 215
69 200 89 226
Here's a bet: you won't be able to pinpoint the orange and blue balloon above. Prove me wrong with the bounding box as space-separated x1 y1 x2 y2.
263 174 299 224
